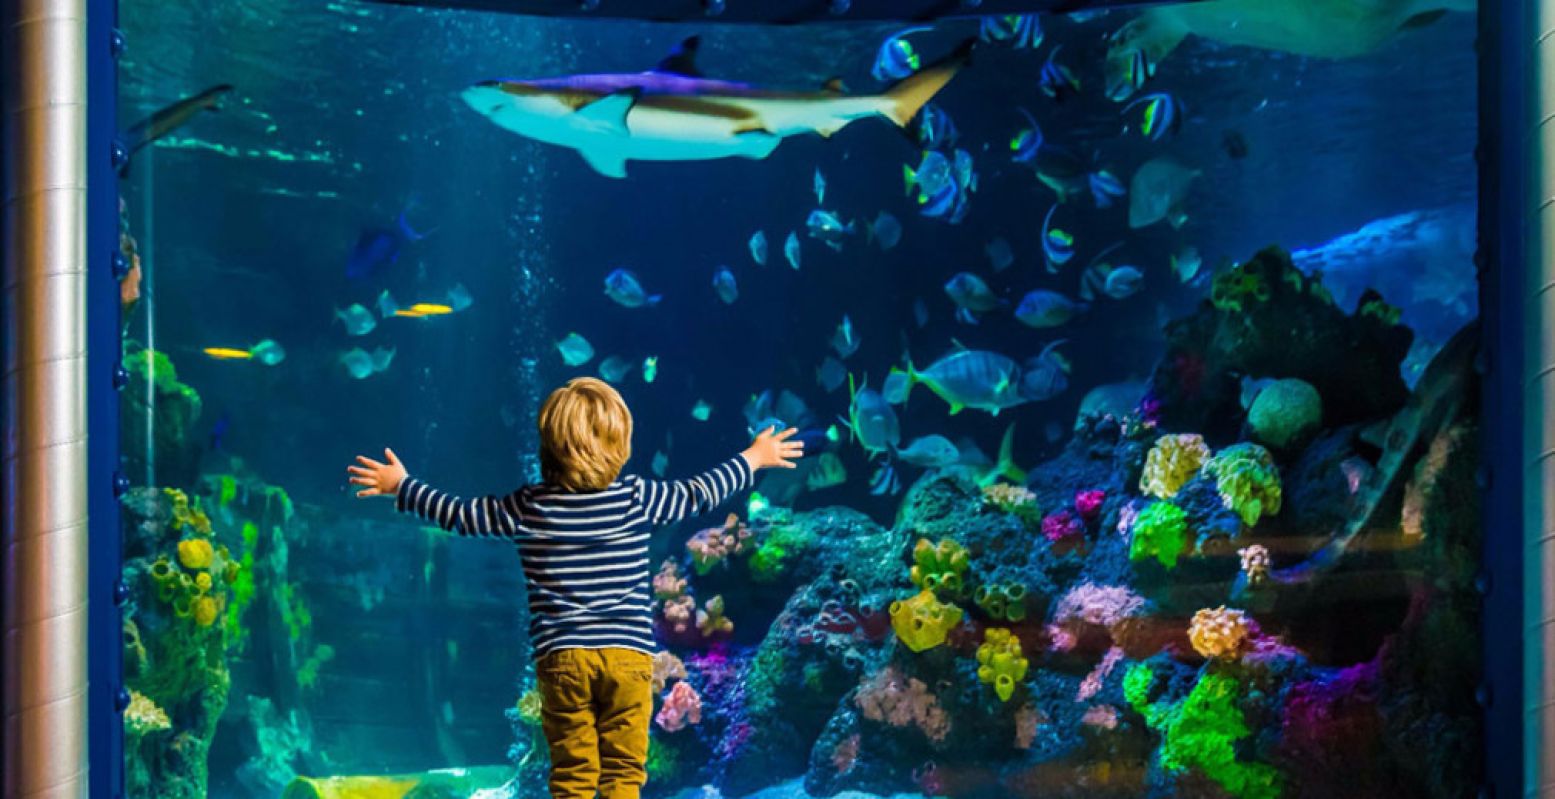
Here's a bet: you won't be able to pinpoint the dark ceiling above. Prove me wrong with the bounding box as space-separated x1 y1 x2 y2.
362 0 1172 24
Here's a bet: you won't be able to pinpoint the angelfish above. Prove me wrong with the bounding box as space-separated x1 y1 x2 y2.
462 36 973 179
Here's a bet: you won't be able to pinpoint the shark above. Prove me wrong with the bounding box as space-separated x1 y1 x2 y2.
460 36 974 179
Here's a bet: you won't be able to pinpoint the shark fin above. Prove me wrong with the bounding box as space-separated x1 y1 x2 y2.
732 129 782 160
882 38 974 128
577 147 629 179
655 36 703 77
576 90 639 137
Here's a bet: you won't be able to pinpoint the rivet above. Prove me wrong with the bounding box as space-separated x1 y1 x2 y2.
110 139 129 169
112 471 131 498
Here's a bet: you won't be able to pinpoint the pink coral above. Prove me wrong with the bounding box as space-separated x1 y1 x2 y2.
655 681 702 732
1042 509 1084 543
662 595 695 634
1053 583 1146 629
1081 704 1120 730
832 733 860 774
686 513 752 574
652 651 687 693
1045 624 1077 653
1077 646 1124 701
855 666 950 743
1075 490 1106 522
1117 501 1140 538
653 559 687 600
1014 703 1047 750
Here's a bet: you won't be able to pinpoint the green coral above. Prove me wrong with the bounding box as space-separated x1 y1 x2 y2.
909 538 969 597
645 737 681 782
1125 665 1283 799
802 662 827 693
972 582 1028 622
1359 295 1402 326
1203 443 1283 526
744 641 790 717
1246 380 1322 449
296 644 335 692
889 589 964 652
1210 264 1272 314
748 523 813 583
217 475 237 507
1130 501 1190 569
278 581 312 642
224 522 259 652
976 628 1028 702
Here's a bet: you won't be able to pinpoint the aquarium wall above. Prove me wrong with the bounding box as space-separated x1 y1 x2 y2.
104 1 1491 797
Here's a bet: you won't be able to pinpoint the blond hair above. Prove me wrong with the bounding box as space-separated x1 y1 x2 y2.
538 377 632 491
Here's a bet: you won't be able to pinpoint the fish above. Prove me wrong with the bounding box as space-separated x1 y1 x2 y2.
976 424 1028 486
1030 143 1089 204
985 237 1015 272
913 298 930 328
346 208 429 281
1041 204 1075 271
376 289 400 319
915 103 959 151
807 209 857 251
599 355 633 383
121 84 234 171
203 347 253 361
208 412 231 452
691 400 713 421
652 450 669 477
842 374 901 457
873 27 933 82
1222 130 1249 160
806 452 849 490
745 389 814 434
335 304 378 335
341 346 395 379
557 333 594 366
1015 289 1088 328
604 268 662 308
892 347 1028 416
446 283 474 312
1020 340 1070 401
817 356 847 393
1123 92 1182 142
979 15 1042 49
1038 45 1081 102
713 267 739 304
1010 107 1042 164
869 463 901 496
813 168 827 205
895 434 960 468
1128 157 1200 229
867 211 902 250
1077 242 1127 302
461 36 973 178
642 355 659 383
831 315 861 359
784 231 802 270
944 272 1003 325
397 302 454 318
904 149 974 223
1104 38 1156 102
1171 246 1204 283
882 370 911 405
1088 170 1126 209
248 339 286 366
904 150 953 201
749 231 769 266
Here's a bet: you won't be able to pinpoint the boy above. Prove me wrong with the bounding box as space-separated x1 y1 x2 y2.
346 377 802 799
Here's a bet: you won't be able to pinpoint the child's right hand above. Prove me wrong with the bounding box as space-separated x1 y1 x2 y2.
741 427 804 471
347 448 408 498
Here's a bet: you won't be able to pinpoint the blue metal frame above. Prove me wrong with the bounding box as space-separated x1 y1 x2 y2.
87 0 124 796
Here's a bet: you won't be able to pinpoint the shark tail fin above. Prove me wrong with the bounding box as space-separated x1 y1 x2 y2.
882 38 974 128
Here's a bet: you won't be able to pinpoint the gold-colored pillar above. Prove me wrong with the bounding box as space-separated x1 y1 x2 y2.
1 1 91 798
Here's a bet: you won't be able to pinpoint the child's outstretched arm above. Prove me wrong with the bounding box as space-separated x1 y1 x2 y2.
347 448 524 540
640 427 803 525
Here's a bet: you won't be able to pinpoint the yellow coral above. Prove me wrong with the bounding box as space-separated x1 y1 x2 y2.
193 596 220 627
177 538 214 570
194 572 213 592
123 690 171 736
1188 606 1251 660
516 689 542 726
982 482 1037 511
976 628 1029 702
1140 434 1211 499
889 589 964 653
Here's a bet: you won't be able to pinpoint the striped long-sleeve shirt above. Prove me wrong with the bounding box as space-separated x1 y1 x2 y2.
395 454 753 657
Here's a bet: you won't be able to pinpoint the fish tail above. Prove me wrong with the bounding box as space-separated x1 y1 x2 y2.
882 38 974 128
397 211 431 242
993 424 1026 485
902 163 917 196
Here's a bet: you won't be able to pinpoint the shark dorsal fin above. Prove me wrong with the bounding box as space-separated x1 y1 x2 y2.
655 36 703 77
821 77 848 95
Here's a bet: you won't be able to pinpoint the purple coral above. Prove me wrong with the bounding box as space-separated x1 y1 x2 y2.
1075 490 1106 522
1042 509 1084 543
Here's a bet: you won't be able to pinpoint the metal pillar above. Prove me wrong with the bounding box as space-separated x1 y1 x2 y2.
1 1 92 798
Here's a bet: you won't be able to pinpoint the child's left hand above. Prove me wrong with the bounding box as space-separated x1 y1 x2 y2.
347 448 407 498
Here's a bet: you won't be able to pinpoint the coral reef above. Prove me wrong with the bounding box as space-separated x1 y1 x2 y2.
657 681 704 732
1246 378 1323 449
976 628 1029 702
890 590 965 652
909 537 970 597
121 343 205 489
1203 443 1283 526
1140 434 1211 499
1129 501 1190 569
1188 607 1252 660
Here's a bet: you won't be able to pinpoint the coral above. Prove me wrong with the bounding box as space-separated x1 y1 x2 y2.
890 589 964 652
697 595 734 637
747 522 815 583
1075 489 1106 522
662 595 695 634
1129 501 1191 569
976 628 1029 702
1247 379 1322 449
278 582 313 642
296 644 335 691
982 482 1041 526
652 651 687 693
1140 434 1212 499
515 689 542 726
1014 703 1047 750
1204 443 1283 526
655 680 703 732
177 537 215 570
1054 583 1146 629
1041 509 1084 544
224 522 257 652
688 513 753 575
1082 704 1121 730
124 690 172 737
831 733 860 774
1189 607 1252 660
1079 646 1125 701
909 537 970 597
165 488 213 536
653 559 687 600
645 737 680 782
193 596 220 627
854 665 950 743
1211 261 1273 314
1126 666 1283 799
1358 295 1402 326
972 582 1028 622
1238 545 1271 587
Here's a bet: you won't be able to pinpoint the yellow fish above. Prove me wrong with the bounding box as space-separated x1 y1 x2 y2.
393 309 426 318
407 303 453 316
203 347 253 360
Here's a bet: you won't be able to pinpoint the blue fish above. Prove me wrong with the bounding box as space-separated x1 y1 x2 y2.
1042 204 1075 271
872 27 933 82
208 412 231 452
749 230 769 266
712 267 738 304
1123 92 1182 142
979 15 1042 49
1010 107 1042 164
870 463 901 496
868 211 902 250
807 209 857 251
1039 45 1081 102
604 268 662 308
1088 170 1127 209
784 231 802 270
915 103 959 151
346 208 428 281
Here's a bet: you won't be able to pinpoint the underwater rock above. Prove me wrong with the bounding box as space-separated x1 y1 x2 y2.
1148 246 1412 440
1245 378 1323 450
121 342 205 490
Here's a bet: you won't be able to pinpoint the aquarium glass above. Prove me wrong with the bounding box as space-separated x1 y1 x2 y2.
115 1 1484 797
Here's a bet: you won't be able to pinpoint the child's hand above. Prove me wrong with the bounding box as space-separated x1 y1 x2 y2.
741 427 804 471
347 448 408 498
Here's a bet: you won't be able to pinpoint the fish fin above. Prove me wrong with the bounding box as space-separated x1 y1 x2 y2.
902 163 917 196
949 403 963 416
733 129 782 160
577 147 630 179
654 36 703 77
994 424 1027 485
821 77 849 95
575 89 640 136
882 38 974 128
814 121 847 139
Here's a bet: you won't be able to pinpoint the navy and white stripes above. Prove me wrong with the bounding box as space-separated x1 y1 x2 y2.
395 454 752 656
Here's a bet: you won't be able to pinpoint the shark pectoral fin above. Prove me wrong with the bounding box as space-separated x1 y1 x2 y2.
576 90 640 136
577 147 629 178
732 129 782 160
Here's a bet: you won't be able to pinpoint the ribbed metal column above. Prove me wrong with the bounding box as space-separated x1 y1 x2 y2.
1 1 92 798
1532 2 1555 796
